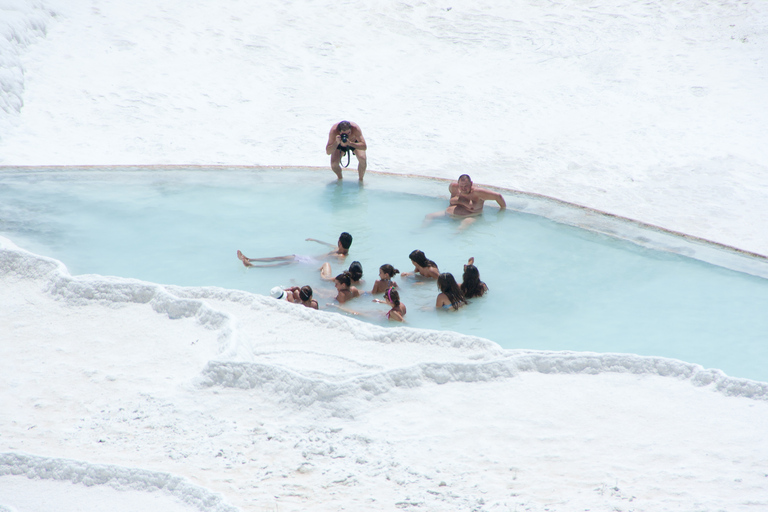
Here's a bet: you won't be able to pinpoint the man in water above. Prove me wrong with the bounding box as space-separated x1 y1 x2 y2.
425 174 506 229
237 232 352 267
326 120 367 180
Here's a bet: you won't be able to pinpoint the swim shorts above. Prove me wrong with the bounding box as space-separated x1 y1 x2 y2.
294 255 319 265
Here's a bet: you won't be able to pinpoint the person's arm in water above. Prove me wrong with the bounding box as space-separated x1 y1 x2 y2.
306 237 336 248
474 187 506 210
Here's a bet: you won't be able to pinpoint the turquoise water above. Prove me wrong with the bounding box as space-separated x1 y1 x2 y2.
2 167 768 382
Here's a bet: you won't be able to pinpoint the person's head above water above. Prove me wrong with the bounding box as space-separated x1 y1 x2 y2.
457 174 473 193
409 249 437 269
438 273 461 293
380 264 400 279
385 286 401 307
461 263 486 298
437 272 467 310
299 285 313 302
348 261 363 281
338 232 353 250
335 271 352 288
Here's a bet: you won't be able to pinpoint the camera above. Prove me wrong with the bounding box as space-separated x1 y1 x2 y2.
340 133 348 143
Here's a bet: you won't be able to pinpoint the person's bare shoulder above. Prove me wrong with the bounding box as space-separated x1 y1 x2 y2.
473 186 499 200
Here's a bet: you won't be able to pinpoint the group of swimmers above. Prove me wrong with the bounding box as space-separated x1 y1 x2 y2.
236 173 504 322
237 236 488 323
237 242 488 322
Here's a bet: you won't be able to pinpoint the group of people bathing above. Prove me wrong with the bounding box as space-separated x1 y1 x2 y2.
236 172 505 322
237 235 487 323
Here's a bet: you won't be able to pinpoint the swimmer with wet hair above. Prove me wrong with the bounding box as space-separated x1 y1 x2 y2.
320 260 363 283
295 285 319 309
436 272 467 310
402 249 440 279
238 232 352 267
460 257 488 298
373 286 406 322
371 263 400 294
333 271 361 304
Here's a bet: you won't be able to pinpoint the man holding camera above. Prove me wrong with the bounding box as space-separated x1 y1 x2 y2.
326 120 367 180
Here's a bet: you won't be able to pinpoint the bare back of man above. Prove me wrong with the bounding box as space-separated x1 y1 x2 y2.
326 120 368 181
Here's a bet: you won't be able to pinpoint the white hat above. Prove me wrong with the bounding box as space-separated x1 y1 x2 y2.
270 286 286 300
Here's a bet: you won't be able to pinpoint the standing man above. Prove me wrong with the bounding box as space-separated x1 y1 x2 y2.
326 120 367 180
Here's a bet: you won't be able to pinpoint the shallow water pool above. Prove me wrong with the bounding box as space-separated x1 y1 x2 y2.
2 167 768 382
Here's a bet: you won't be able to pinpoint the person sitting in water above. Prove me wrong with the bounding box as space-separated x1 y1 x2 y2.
372 286 406 322
402 249 440 279
269 285 318 309
460 257 488 298
333 271 361 304
293 285 319 309
320 260 363 284
436 272 467 310
371 263 400 294
237 232 352 267
326 120 368 181
425 174 506 229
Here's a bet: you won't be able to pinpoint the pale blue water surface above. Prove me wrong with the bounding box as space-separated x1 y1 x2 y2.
2 167 767 382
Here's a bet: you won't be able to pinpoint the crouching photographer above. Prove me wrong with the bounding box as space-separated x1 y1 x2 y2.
325 119 368 181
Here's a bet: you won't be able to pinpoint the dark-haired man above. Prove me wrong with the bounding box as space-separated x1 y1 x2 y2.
237 232 352 267
326 120 367 180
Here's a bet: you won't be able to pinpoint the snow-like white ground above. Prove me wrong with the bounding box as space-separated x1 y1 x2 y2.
1 0 767 510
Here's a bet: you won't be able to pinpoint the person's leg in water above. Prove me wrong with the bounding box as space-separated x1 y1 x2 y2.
319 262 334 280
457 217 478 231
423 205 478 229
237 250 296 268
423 209 447 226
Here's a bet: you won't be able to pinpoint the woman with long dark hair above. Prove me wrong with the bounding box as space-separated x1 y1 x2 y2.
436 273 467 310
460 257 488 298
402 249 440 279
